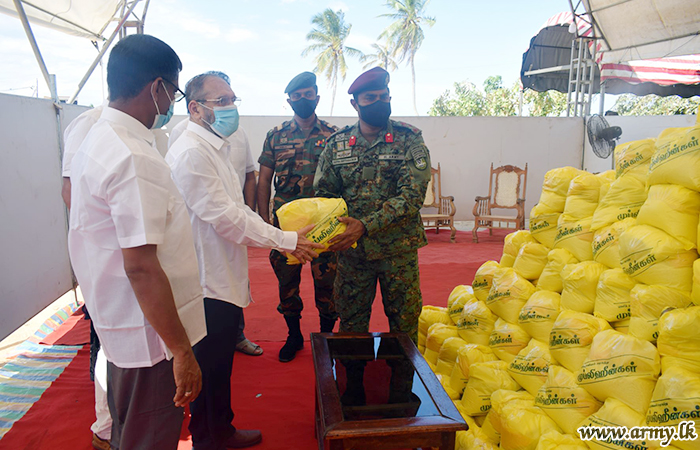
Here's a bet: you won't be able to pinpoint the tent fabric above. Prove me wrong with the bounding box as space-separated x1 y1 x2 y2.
0 0 123 40
584 0 700 64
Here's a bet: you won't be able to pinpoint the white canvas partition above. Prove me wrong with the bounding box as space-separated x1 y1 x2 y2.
169 115 584 222
0 93 86 340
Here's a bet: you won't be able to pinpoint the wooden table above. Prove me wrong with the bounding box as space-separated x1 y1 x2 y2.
311 332 467 450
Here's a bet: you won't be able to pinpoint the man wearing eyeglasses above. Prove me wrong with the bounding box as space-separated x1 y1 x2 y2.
257 71 339 363
313 66 431 346
166 71 322 449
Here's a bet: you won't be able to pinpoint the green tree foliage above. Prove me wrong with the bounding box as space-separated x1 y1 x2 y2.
380 0 435 115
428 77 567 117
612 94 700 116
302 9 363 115
360 42 399 71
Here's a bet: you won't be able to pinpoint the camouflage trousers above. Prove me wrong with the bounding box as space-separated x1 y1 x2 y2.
334 249 423 343
269 249 338 320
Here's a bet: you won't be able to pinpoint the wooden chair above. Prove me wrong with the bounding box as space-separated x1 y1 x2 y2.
421 163 457 242
472 163 528 243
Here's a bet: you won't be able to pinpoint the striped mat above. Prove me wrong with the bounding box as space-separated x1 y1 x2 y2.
0 302 83 440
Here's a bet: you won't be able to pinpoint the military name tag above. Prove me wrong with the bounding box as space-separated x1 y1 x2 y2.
336 149 352 159
378 154 404 161
332 157 359 165
275 144 295 150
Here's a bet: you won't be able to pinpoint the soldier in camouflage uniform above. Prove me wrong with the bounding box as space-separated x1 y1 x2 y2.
257 72 339 362
313 67 431 343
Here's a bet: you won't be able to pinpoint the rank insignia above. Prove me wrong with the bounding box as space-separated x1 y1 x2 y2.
315 139 326 147
385 132 393 143
349 135 357 146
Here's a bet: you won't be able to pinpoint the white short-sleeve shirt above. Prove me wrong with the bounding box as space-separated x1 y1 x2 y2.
166 121 296 307
168 118 256 189
68 107 206 369
62 106 103 177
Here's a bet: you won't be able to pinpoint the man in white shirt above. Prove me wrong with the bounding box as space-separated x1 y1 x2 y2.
68 34 205 450
61 105 113 450
168 108 262 356
166 71 321 450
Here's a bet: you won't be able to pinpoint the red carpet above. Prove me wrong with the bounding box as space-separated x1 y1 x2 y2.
0 229 505 450
39 310 90 346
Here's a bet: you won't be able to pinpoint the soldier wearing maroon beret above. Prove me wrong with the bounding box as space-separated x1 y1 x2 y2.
314 66 432 403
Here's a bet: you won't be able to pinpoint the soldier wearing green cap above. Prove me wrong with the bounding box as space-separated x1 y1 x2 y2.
257 71 339 362
313 66 431 344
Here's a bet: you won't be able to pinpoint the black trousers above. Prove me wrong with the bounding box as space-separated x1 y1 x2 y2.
189 298 243 450
107 358 183 450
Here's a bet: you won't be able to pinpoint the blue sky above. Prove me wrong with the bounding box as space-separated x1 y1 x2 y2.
0 0 568 116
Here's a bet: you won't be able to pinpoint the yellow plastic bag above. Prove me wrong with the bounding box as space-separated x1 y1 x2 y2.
458 300 498 346
484 389 538 445
499 400 563 450
529 204 561 248
693 259 700 306
554 215 594 262
535 430 588 450
276 197 354 264
577 330 660 414
418 306 452 352
594 269 635 322
591 218 636 270
563 172 603 220
561 261 608 314
657 306 700 374
461 360 520 416
619 225 698 292
513 243 550 281
501 231 537 268
612 318 630 334
535 365 603 434
648 124 700 192
508 339 554 396
646 366 700 450
448 285 477 325
486 268 537 323
637 184 700 250
538 249 579 293
489 318 531 363
449 344 500 397
538 167 583 214
549 310 611 373
596 171 615 205
614 138 655 181
518 291 561 342
590 175 647 231
436 336 469 378
577 398 651 450
629 284 692 343
424 323 460 368
473 261 502 302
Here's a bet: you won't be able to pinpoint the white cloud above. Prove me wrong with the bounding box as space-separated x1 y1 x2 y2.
345 33 375 53
225 29 257 43
327 1 349 12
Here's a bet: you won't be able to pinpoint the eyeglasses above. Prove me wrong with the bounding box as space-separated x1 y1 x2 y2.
161 78 186 102
289 91 317 101
197 96 242 107
360 93 391 104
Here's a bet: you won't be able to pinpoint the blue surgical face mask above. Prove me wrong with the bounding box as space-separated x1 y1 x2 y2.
200 103 239 138
151 81 174 129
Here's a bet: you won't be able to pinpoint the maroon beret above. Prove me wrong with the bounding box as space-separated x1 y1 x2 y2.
347 67 390 95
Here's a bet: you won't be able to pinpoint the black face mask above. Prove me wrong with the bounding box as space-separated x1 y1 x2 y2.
358 101 391 127
290 98 317 119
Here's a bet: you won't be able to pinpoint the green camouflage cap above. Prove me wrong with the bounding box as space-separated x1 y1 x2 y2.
285 71 317 94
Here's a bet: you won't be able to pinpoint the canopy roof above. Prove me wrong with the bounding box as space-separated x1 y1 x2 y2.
0 0 123 40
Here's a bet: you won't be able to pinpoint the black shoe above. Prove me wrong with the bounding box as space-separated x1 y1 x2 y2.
279 316 304 362
320 316 337 333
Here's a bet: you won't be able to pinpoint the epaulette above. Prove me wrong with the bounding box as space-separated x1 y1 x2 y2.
267 119 294 137
318 118 340 133
327 125 353 141
391 120 422 135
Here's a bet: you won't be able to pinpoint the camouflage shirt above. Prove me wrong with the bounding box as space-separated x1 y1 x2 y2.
259 117 338 214
313 120 431 260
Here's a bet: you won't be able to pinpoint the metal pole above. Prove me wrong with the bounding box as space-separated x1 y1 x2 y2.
68 0 141 104
13 0 56 100
599 81 606 116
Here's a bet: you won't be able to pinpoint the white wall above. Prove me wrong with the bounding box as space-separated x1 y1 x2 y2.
582 114 698 173
0 94 87 339
170 114 585 221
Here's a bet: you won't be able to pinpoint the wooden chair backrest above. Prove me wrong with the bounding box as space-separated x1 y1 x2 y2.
488 163 528 209
423 163 442 208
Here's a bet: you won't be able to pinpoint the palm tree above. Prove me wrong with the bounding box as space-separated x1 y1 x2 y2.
302 9 363 115
360 42 399 71
380 0 435 115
